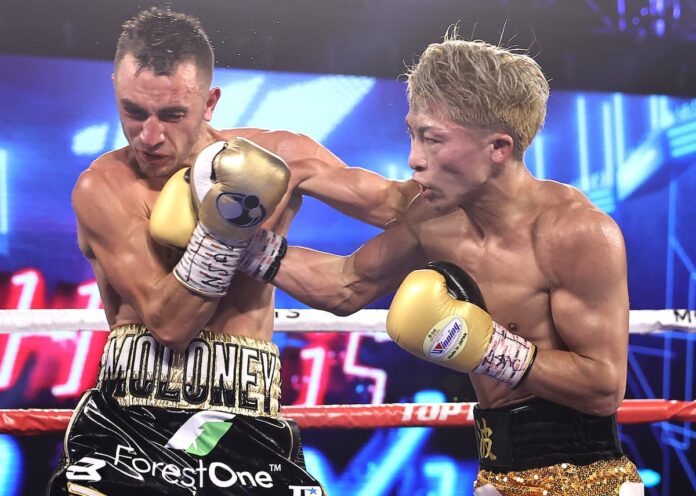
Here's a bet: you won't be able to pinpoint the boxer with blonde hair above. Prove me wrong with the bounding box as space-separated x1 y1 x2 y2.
272 34 644 495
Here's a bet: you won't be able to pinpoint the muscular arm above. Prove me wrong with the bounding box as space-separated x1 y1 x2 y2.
231 129 419 228
273 221 427 315
73 168 218 351
516 209 630 416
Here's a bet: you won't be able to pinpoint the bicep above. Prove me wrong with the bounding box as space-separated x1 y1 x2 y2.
246 130 411 227
73 179 169 314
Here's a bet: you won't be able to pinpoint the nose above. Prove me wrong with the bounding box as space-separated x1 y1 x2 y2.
408 142 426 172
139 116 165 148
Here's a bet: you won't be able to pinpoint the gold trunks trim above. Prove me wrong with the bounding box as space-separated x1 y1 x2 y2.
67 482 107 496
475 456 643 495
96 325 281 418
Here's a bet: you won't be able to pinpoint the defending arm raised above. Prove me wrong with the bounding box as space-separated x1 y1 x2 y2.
73 167 217 351
76 139 289 351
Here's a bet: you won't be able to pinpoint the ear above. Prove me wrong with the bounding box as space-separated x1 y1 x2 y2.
203 87 222 122
490 134 514 163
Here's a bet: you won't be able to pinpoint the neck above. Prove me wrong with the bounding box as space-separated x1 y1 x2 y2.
461 161 537 237
187 123 219 166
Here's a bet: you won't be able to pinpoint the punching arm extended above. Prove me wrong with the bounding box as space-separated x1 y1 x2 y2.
273 221 427 315
232 129 419 228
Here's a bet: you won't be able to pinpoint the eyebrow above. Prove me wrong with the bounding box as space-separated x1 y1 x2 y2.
120 99 188 115
405 123 446 137
404 118 446 133
120 99 145 112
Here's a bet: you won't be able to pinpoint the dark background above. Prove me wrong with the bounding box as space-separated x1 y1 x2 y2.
2 0 696 96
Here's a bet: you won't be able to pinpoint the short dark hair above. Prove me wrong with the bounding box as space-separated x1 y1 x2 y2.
115 7 214 84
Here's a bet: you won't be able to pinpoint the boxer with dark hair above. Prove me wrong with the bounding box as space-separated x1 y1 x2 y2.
272 34 645 495
48 7 416 495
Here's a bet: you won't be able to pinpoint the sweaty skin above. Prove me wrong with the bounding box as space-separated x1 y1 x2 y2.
74 55 417 352
273 106 629 416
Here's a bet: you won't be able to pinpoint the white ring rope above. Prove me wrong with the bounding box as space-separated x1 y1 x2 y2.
0 309 694 334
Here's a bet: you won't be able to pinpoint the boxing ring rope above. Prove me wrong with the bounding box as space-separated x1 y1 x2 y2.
0 308 695 334
2 400 696 436
0 308 695 435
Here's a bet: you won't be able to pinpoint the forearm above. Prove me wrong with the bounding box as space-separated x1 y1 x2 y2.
136 274 220 352
274 220 422 316
515 349 624 416
273 247 367 315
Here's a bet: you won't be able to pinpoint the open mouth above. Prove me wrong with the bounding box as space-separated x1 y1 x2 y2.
416 181 433 198
142 151 166 162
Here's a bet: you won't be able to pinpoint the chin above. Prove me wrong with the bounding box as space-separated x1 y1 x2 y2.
434 203 459 214
152 167 177 179
139 162 177 179
426 196 459 214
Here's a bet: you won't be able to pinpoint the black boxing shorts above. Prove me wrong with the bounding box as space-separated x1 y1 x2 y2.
474 398 624 472
47 325 325 496
472 398 643 495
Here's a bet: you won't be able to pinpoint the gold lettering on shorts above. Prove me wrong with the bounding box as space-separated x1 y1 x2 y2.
476 418 497 461
96 327 281 417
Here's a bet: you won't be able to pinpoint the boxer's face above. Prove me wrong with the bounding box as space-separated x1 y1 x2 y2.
406 105 496 210
113 54 219 179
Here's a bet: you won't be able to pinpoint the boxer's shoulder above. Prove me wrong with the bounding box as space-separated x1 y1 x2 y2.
72 149 146 217
535 200 620 249
532 179 609 234
215 128 294 153
217 127 268 141
77 148 134 186
533 194 625 285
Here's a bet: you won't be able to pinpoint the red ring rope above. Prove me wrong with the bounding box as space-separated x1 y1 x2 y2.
1 399 694 435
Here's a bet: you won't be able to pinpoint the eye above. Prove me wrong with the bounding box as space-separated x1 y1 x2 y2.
160 112 186 123
124 109 147 121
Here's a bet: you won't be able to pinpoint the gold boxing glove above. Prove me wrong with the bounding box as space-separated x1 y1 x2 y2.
190 138 290 244
386 261 537 388
172 138 290 297
149 167 196 248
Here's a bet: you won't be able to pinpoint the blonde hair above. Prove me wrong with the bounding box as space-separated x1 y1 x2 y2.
406 33 549 159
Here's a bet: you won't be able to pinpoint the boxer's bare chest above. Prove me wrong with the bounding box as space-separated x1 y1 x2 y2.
417 210 552 344
415 208 559 407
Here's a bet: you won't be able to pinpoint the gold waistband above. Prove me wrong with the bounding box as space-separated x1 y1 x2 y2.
96 325 281 418
475 456 643 495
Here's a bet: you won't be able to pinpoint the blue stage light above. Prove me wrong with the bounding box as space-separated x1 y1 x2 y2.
0 435 21 496
638 468 661 488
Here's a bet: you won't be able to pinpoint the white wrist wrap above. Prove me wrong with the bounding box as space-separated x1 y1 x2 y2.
239 229 287 282
472 322 537 388
173 223 246 297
